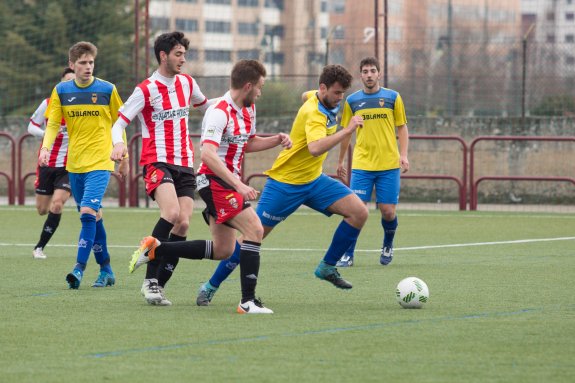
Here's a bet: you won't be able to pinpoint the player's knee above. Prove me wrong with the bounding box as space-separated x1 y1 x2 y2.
79 206 97 216
175 219 189 234
212 242 236 260
244 220 264 242
37 206 49 215
162 209 180 224
353 203 369 227
50 200 64 214
382 210 395 222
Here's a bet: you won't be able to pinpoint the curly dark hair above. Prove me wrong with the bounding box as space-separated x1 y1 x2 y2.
318 64 352 90
154 31 190 64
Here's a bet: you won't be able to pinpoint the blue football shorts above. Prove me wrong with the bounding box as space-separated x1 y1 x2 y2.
256 173 353 227
350 168 400 204
68 170 111 212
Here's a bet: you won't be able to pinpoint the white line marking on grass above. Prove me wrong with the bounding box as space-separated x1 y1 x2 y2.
0 236 574 254
86 306 550 358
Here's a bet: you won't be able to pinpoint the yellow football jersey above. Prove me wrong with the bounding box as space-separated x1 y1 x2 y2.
43 77 123 173
265 93 339 184
341 88 407 171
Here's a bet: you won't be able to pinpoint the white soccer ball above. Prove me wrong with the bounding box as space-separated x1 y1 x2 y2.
395 277 429 309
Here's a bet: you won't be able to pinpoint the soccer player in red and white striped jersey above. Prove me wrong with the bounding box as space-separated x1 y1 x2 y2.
127 60 291 313
111 31 215 305
28 68 75 260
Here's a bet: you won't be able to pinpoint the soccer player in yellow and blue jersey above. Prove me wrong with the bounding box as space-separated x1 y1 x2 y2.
39 41 129 289
195 65 368 305
336 57 410 267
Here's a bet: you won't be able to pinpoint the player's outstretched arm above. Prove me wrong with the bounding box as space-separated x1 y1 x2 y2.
245 133 292 153
308 115 364 157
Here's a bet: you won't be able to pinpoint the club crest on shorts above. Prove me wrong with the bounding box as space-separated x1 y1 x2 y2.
225 193 239 209
150 170 157 183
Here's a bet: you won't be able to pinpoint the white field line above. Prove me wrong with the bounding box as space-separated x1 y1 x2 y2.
0 236 573 253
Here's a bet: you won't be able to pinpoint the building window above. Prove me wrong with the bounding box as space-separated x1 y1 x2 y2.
186 49 199 61
320 27 327 39
566 56 575 66
265 24 284 38
206 20 232 33
566 34 575 43
264 0 284 10
206 0 231 4
238 0 259 6
566 12 575 21
332 0 345 13
150 17 170 31
238 22 259 35
237 49 260 60
547 34 555 43
205 50 232 62
320 0 328 12
333 26 345 40
176 0 197 3
175 18 198 32
547 12 555 21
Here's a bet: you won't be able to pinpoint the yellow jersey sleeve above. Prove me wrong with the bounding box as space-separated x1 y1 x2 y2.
42 87 62 150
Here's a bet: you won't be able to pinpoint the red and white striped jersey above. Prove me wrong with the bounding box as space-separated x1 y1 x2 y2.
199 91 256 179
116 71 208 167
28 98 68 168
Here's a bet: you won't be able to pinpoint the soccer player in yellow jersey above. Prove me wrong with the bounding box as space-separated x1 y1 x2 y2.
195 65 368 305
39 41 129 289
336 57 410 267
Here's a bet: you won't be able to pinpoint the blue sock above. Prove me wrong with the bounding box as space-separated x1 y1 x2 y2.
208 241 241 288
93 219 112 273
323 220 361 266
76 214 96 270
382 216 398 248
344 238 357 258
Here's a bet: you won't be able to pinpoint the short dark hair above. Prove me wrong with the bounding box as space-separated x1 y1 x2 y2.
61 67 75 79
318 64 352 90
360 57 380 72
231 60 267 89
69 41 97 63
154 31 189 64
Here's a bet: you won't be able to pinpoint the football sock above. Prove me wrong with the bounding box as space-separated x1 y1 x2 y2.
209 241 241 288
322 220 361 266
93 219 112 273
382 216 398 248
145 217 174 280
35 211 61 249
156 233 185 287
343 238 357 258
76 213 96 267
155 239 214 260
239 241 261 303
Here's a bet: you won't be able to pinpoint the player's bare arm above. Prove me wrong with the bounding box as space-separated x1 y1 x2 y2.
397 124 410 173
337 134 353 179
245 133 292 153
201 143 259 201
308 115 363 157
110 142 127 162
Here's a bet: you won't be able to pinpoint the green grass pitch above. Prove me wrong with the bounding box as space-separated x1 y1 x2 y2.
0 206 574 382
